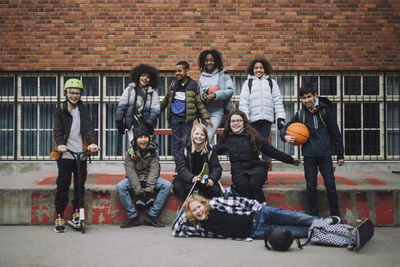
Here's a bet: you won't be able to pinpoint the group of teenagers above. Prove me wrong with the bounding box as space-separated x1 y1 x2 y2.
52 49 345 243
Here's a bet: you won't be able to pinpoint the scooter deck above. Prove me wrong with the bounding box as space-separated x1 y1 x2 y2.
67 220 81 230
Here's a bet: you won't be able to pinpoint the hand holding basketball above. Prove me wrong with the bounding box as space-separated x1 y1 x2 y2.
286 122 309 146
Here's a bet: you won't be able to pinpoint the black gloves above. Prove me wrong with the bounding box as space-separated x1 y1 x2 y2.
277 118 285 130
116 120 125 135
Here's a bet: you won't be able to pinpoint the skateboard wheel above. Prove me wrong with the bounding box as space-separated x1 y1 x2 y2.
347 245 354 251
356 219 362 223
347 225 354 230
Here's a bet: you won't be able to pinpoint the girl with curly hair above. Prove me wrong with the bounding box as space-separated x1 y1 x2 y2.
116 64 161 142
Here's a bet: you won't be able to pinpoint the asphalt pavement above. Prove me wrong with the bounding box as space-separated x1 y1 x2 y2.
0 225 399 267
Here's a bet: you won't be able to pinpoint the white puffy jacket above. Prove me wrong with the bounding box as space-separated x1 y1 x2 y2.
239 75 285 123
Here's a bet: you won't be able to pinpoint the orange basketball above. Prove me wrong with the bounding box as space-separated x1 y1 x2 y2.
286 122 309 146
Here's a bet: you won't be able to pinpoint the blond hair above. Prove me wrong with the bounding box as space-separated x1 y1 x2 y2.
190 123 210 155
183 194 210 224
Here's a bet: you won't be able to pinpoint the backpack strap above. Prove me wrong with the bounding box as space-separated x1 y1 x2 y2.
248 77 273 94
298 109 306 124
318 108 327 127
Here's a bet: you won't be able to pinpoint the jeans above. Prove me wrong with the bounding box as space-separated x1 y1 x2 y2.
303 156 339 216
170 113 193 159
251 120 272 162
116 177 172 218
206 108 224 144
55 159 87 216
251 205 318 239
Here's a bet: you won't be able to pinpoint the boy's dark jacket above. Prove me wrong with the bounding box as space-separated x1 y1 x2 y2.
160 77 210 121
280 97 344 159
50 100 97 159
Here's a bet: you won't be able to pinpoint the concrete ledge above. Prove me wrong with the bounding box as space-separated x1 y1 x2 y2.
1 171 399 226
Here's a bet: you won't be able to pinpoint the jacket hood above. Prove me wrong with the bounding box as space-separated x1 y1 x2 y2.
317 96 332 108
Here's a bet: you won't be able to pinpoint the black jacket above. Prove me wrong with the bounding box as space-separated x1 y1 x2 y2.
214 130 294 176
280 97 344 159
53 100 97 147
174 143 222 184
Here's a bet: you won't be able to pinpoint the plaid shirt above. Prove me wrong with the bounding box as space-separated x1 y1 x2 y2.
172 196 262 239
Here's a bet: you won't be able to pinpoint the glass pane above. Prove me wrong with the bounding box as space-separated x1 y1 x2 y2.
388 130 400 155
344 76 361 95
0 77 14 96
106 131 120 156
40 77 57 96
320 76 337 95
0 131 13 156
86 104 99 128
345 130 361 155
234 75 247 96
39 131 52 156
387 103 400 128
387 76 400 95
39 104 55 129
344 103 361 128
21 131 37 156
363 103 379 128
301 76 318 91
0 103 14 129
364 130 380 155
21 104 37 129
363 76 379 95
82 77 99 96
21 77 38 96
276 76 294 96
284 103 295 121
106 77 123 96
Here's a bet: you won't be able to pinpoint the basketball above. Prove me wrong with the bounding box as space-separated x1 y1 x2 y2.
206 86 220 103
286 122 309 146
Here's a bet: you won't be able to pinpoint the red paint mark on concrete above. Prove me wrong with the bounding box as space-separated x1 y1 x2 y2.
96 174 125 185
267 193 286 203
335 176 359 186
93 191 111 200
375 192 394 226
36 172 58 186
365 178 388 187
165 195 182 211
341 192 353 221
31 193 52 224
355 193 370 218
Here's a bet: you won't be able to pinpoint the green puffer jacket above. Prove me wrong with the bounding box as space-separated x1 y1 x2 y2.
124 140 160 195
160 78 210 121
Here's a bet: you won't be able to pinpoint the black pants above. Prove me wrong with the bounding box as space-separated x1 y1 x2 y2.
54 158 87 217
232 172 266 202
303 156 339 216
173 178 222 200
170 113 193 159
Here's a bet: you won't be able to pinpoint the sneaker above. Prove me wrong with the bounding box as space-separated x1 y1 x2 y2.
135 193 146 211
120 217 140 228
142 213 165 227
54 214 66 233
68 210 81 229
144 192 155 206
325 215 342 225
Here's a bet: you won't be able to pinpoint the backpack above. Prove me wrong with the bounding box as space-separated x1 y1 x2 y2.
247 77 273 94
305 219 354 247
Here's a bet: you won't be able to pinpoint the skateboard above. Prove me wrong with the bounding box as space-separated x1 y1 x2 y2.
172 163 209 229
347 219 374 252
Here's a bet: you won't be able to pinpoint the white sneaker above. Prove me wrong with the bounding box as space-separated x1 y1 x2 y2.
325 216 342 225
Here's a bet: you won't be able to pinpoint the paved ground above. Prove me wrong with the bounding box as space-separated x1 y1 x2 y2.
0 225 399 267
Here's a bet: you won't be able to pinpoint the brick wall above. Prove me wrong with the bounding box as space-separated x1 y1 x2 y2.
1 0 399 72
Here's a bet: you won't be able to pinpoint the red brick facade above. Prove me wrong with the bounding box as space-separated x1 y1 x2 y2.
1 0 399 72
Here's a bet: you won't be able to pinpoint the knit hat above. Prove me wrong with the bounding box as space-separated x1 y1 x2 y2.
133 123 153 142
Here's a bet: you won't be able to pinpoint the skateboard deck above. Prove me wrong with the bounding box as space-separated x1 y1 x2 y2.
172 163 209 229
348 219 374 252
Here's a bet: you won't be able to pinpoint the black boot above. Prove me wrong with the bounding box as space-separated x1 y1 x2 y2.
143 213 165 227
120 216 140 228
